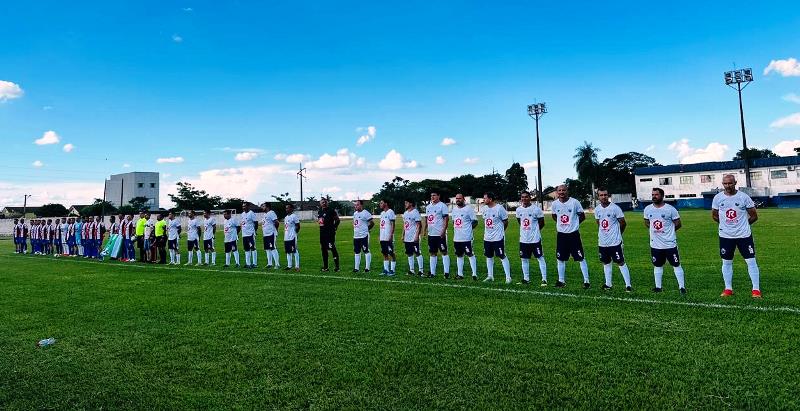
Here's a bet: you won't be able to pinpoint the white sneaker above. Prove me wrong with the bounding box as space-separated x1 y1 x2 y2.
483 276 494 282
505 278 512 284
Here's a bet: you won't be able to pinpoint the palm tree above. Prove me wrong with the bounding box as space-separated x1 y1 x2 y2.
573 141 600 184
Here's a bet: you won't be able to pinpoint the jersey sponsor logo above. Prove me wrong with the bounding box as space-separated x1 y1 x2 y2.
427 214 435 223
404 221 410 229
725 209 737 220
485 218 494 228
653 220 664 231
601 219 609 229
560 215 569 224
454 218 463 228
354 219 360 226
522 218 531 230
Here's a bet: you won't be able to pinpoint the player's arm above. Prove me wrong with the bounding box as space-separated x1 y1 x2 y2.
747 207 758 224
538 217 545 230
618 217 627 234
295 220 301 234
441 215 449 236
390 219 395 241
673 218 682 231
415 220 421 242
471 219 478 229
273 215 279 231
711 209 720 223
502 218 509 230
643 218 650 228
551 212 557 222
577 212 586 223
367 218 375 230
333 210 340 230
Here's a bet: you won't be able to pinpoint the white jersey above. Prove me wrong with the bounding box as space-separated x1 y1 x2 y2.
262 210 278 236
241 210 257 237
167 219 181 241
516 204 544 244
145 220 155 238
353 210 372 239
402 209 421 243
379 209 396 241
644 203 680 249
712 191 755 239
425 201 448 237
482 204 508 242
552 198 584 234
284 213 300 241
203 218 216 240
223 218 239 243
451 205 477 242
60 223 69 240
187 218 200 241
595 202 625 247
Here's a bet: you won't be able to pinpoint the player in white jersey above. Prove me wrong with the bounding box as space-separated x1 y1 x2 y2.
352 200 374 273
451 193 478 280
481 192 512 283
261 203 281 269
185 211 202 266
595 189 632 292
59 218 69 257
240 203 259 269
167 212 182 265
712 174 761 298
202 210 217 265
283 203 301 271
643 188 686 294
378 200 397 276
551 184 591 289
402 199 424 276
517 191 547 286
222 209 240 268
424 192 450 277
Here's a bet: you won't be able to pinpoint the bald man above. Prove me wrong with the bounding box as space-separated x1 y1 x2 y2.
551 184 591 288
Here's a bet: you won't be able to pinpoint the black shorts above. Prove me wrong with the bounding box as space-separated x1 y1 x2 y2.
203 239 214 252
484 240 507 258
168 239 179 250
599 244 625 264
380 240 395 255
137 237 144 249
224 241 238 253
428 235 448 254
720 236 755 260
454 241 475 257
242 235 256 251
263 235 276 250
284 239 297 254
404 241 420 255
354 237 370 254
520 242 544 259
651 247 680 268
319 234 336 250
556 231 585 262
187 239 199 251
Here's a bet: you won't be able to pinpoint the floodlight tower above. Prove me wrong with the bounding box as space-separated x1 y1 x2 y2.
724 68 754 188
527 102 547 208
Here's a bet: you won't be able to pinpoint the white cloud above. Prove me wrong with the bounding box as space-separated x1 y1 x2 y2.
774 140 800 156
182 7 193 11
521 161 538 169
0 80 24 101
783 93 800 104
273 153 287 160
0 180 104 207
307 148 365 170
122 163 131 168
62 143 75 153
34 130 60 145
764 58 800 77
156 156 185 164
667 139 729 164
42 105 54 111
463 157 479 164
356 125 377 146
172 34 183 43
378 149 418 170
342 191 374 201
321 186 342 193
435 156 446 165
32 160 43 168
645 145 656 153
220 147 266 153
441 137 457 146
234 152 259 161
770 113 800 128
285 153 310 163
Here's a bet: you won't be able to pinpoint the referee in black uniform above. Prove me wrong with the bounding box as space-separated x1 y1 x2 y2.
318 198 341 272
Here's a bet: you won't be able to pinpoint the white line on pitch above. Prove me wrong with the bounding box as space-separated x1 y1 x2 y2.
6 254 799 315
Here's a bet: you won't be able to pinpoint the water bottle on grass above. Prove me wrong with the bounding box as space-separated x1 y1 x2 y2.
37 338 56 347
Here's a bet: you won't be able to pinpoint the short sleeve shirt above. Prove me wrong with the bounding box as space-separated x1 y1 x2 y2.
425 201 449 237
517 204 544 244
551 198 584 234
594 202 625 247
402 209 421 242
712 191 755 239
644 203 680 249
451 206 477 242
482 204 508 242
379 209 396 241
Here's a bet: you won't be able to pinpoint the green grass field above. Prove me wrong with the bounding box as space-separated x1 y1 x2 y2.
2 209 799 409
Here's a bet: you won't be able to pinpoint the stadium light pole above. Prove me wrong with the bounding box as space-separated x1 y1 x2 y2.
23 194 32 216
297 163 307 211
527 102 547 209
724 68 754 188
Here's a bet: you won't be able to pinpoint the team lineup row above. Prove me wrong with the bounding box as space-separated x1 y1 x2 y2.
11 175 762 298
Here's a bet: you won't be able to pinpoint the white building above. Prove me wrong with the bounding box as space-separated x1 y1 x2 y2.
104 172 160 211
634 156 800 208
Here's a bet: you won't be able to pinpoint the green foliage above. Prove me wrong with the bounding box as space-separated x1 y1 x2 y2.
128 196 150 211
733 148 778 161
37 203 69 217
597 152 660 195
80 199 118 216
168 182 222 211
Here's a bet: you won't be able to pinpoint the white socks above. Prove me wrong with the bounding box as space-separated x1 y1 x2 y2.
233 252 239 265
383 260 389 271
225 253 231 266
266 250 273 266
620 264 631 287
287 253 294 268
485 257 495 279
722 259 734 290
169 249 175 263
365 253 371 270
430 256 438 275
416 255 424 272
442 255 450 274
187 251 193 264
469 256 477 277
602 263 630 288
294 252 300 268
674 265 685 289
457 257 464 276
538 257 547 281
355 254 361 270
654 266 664 289
272 250 280 267
245 251 251 266
557 260 566 283
745 258 760 291
579 260 590 283
603 264 613 287
390 260 396 272
408 256 415 271
355 253 369 270
501 257 511 281
521 259 530 282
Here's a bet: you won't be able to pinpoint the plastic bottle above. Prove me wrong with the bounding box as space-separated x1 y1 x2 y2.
37 337 56 347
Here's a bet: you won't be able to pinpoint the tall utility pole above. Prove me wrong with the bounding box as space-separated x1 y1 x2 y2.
297 163 307 211
724 68 754 188
23 194 32 216
527 102 547 209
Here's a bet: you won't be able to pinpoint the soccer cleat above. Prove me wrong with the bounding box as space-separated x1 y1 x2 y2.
505 278 512 285
679 288 687 295
582 282 591 289
235 264 240 268
652 287 662 293
521 279 530 285
483 276 494 282
540 280 548 287
334 267 340 272
752 290 762 298
456 275 464 280
472 275 478 281
380 269 388 276
418 270 425 277
387 271 395 277
352 269 360 273
223 265 230 268
294 267 300 272
265 265 274 269
625 286 633 293
406 271 414 276
284 267 292 271
426 272 435 278
184 262 192 266
601 284 612 291
321 268 330 272
444 273 450 279
555 281 566 288
364 269 371 273
720 289 734 297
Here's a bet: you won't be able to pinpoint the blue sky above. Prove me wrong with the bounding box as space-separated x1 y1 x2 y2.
2 1 800 206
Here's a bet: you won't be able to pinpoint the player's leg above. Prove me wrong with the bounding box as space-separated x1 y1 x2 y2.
497 241 511 284
738 236 760 297
388 242 396 275
719 237 735 296
483 240 495 281
555 233 569 287
572 233 590 288
520 243 531 283
321 237 330 270
454 242 466 278
404 242 415 275
600 247 613 289
534 242 547 286
427 237 439 276
615 245 632 291
668 248 685 293
330 238 339 271
440 240 450 278
353 239 361 272
381 242 390 275
363 239 371 273
651 248 665 292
